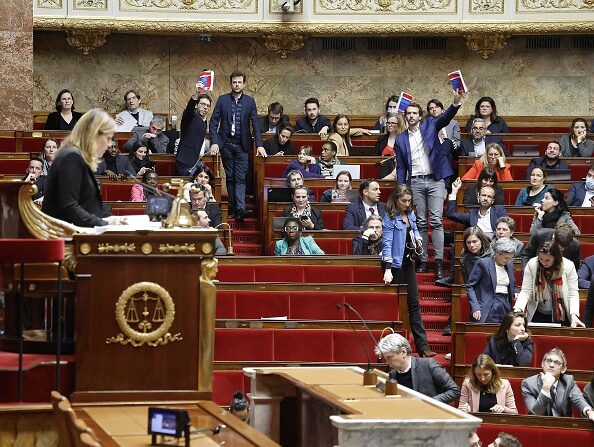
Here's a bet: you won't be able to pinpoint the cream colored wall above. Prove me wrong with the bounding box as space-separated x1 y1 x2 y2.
33 32 594 120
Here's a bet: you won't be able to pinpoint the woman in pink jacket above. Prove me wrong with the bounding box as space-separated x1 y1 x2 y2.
458 354 518 414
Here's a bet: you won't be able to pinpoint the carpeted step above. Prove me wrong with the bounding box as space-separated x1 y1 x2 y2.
233 244 263 256
418 301 451 317
421 314 450 331
232 230 262 245
418 285 452 302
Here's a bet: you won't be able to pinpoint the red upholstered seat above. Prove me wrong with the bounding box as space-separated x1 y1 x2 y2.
507 377 528 414
211 371 250 406
214 329 274 361
273 329 333 362
352 266 383 283
288 292 344 320
0 239 65 263
532 335 594 371
254 265 303 282
314 238 346 255
216 265 256 282
0 159 28 174
100 183 133 201
302 265 352 283
234 292 290 319
332 330 384 363
215 291 236 319
346 293 399 321
478 423 594 447
461 333 490 364
320 210 344 230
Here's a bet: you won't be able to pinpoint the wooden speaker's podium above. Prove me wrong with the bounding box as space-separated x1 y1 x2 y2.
71 229 218 403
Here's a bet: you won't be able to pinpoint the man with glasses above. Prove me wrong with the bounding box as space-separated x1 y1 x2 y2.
522 348 594 420
176 89 212 176
124 115 169 154
459 118 508 157
116 89 154 131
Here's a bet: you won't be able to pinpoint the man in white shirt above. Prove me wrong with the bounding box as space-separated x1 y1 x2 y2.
116 89 154 131
459 118 508 157
522 348 594 420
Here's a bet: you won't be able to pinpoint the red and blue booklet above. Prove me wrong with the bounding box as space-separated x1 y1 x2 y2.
198 70 214 91
448 70 468 94
396 92 414 113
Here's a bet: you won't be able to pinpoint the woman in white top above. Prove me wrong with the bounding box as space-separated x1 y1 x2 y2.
514 241 584 327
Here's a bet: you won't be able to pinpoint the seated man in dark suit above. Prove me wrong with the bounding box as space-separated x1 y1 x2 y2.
96 137 135 178
578 254 594 289
189 186 222 227
459 118 508 157
123 116 170 154
194 210 226 256
566 162 594 206
446 178 507 239
258 102 290 134
352 215 382 255
295 97 331 136
374 333 460 404
342 179 386 230
521 222 580 270
524 141 569 180
522 348 594 419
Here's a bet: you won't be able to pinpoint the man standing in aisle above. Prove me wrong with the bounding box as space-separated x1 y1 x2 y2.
209 71 266 221
395 90 463 279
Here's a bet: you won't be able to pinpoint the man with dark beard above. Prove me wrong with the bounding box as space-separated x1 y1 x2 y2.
95 138 134 178
524 141 568 179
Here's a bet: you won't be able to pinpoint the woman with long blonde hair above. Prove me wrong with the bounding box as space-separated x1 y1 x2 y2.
461 143 513 181
42 108 126 227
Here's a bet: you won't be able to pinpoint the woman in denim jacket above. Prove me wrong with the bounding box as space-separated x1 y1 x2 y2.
382 184 435 358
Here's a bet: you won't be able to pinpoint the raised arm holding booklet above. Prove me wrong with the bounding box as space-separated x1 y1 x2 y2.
448 70 468 94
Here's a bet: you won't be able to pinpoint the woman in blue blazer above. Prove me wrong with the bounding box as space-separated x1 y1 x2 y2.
382 184 434 357
466 237 517 323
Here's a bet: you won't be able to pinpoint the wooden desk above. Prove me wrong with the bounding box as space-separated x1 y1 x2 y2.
76 401 279 447
245 366 480 447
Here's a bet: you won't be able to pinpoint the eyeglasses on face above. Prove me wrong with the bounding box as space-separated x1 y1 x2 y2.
198 102 211 108
543 358 563 367
284 226 300 231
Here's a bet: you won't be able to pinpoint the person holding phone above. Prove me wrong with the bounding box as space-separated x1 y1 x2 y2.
281 186 324 230
530 188 579 234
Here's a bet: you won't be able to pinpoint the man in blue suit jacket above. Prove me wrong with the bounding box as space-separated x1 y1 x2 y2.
342 179 386 230
209 71 265 220
395 91 463 278
566 163 594 206
446 179 507 239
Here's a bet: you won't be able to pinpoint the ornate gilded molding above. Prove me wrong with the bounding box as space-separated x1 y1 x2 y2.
517 0 594 13
314 0 456 14
65 30 110 56
98 243 136 254
464 33 510 59
37 0 62 7
263 33 306 58
120 0 257 12
34 18 594 35
106 282 182 347
469 0 504 13
74 0 107 10
158 243 196 253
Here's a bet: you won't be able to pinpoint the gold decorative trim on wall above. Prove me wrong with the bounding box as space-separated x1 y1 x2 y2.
73 0 108 11
66 30 109 55
263 33 306 58
34 18 594 34
158 243 196 253
464 32 510 59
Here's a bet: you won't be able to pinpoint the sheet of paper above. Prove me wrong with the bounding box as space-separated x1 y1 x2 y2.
116 111 138 132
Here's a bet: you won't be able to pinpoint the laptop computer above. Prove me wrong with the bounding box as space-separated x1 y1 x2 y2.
267 187 294 202
349 146 376 156
272 216 291 231
330 189 360 203
333 165 361 180
545 168 571 182
513 145 540 157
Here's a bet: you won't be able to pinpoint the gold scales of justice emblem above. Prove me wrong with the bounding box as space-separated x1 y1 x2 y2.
106 282 182 347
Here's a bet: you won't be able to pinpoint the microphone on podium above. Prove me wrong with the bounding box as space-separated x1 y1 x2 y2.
336 303 377 386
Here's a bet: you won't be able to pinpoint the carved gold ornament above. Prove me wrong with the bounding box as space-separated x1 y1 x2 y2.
37 0 62 7
106 282 182 347
141 243 153 254
201 242 213 254
464 33 510 59
263 34 306 58
79 243 92 255
65 30 109 56
98 243 135 254
158 243 196 253
200 258 219 283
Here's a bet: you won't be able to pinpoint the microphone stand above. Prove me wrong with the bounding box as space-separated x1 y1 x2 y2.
336 304 377 386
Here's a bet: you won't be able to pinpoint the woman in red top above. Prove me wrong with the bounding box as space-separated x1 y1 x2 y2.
462 143 513 181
